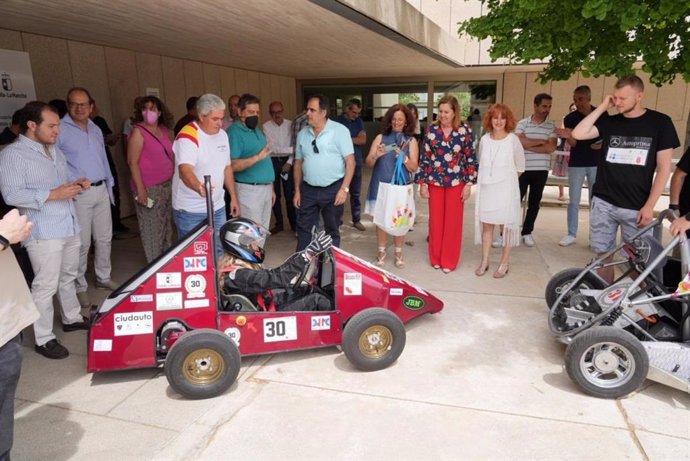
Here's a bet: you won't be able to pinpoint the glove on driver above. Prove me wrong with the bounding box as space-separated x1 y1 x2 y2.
305 230 332 259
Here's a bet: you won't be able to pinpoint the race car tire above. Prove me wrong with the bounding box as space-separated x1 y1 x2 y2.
165 329 241 399
545 268 607 310
342 308 406 372
565 326 649 399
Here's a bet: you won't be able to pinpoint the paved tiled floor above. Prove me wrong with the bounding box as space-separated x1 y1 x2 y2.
11 186 689 460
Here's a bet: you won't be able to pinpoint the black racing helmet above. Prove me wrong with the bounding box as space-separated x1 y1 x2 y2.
220 218 269 263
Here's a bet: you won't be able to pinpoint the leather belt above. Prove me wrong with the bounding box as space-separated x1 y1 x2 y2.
236 181 271 186
91 179 106 187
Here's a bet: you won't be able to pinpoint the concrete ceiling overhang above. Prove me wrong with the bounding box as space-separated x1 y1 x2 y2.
0 0 465 79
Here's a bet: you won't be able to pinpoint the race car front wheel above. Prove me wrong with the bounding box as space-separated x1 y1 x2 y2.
165 329 241 399
342 308 406 371
565 326 649 399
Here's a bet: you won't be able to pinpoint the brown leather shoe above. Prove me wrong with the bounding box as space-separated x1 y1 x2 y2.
353 221 366 231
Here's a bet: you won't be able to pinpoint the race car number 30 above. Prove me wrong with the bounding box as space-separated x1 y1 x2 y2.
263 317 297 343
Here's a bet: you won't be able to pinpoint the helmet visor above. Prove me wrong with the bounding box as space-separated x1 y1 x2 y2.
237 224 269 250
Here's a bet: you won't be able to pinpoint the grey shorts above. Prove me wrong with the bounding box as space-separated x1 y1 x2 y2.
589 196 650 253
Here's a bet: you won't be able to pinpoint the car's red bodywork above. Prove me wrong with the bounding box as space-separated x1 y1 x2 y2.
87 225 443 373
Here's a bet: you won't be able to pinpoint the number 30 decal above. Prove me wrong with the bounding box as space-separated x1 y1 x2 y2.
263 317 297 343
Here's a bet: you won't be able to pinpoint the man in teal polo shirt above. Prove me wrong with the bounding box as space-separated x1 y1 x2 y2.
293 94 355 251
228 93 274 230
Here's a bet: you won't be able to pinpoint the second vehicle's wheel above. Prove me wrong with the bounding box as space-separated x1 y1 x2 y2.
565 327 649 399
545 268 607 310
165 329 241 399
342 308 406 371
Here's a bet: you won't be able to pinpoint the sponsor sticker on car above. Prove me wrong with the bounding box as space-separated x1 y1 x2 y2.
114 311 153 336
156 292 183 310
156 272 181 289
343 272 362 296
310 315 331 331
184 256 207 272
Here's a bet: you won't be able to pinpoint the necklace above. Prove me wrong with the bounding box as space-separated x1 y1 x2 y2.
487 137 505 178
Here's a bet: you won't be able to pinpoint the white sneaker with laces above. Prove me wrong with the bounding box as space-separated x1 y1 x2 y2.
491 236 503 248
559 235 576 247
523 234 535 247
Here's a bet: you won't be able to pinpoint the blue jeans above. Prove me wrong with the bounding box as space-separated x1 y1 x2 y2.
296 179 344 251
271 156 296 230
173 207 226 258
567 166 597 237
0 334 22 461
349 162 363 223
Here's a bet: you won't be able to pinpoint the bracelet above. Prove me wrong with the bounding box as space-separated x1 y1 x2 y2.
341 186 349 193
669 204 679 211
0 233 9 251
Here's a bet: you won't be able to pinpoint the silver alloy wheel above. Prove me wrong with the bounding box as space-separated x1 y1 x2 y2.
579 341 636 388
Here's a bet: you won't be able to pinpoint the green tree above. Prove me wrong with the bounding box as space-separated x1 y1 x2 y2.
399 93 421 105
458 0 690 86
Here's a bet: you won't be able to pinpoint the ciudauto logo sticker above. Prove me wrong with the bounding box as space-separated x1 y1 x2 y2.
402 296 425 310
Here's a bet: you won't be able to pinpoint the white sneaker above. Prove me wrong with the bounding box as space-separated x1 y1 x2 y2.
491 236 503 248
523 234 535 247
559 235 576 247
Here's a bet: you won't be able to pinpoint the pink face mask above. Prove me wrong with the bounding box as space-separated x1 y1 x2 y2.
142 109 159 124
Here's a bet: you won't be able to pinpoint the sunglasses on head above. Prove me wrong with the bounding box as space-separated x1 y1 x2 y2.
312 139 319 154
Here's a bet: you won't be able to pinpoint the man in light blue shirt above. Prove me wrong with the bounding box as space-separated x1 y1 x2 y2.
57 87 117 307
0 101 91 359
293 94 354 251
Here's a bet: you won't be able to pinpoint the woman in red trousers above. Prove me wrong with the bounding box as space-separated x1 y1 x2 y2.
418 95 477 273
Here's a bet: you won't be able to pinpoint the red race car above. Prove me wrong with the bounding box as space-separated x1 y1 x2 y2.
87 181 443 399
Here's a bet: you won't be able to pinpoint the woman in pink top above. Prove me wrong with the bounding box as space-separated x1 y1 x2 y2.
127 96 174 262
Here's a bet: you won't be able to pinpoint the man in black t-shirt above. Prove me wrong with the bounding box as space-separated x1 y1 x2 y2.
572 75 680 282
669 146 690 217
555 85 604 246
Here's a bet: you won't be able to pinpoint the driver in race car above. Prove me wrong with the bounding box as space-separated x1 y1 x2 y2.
219 218 332 311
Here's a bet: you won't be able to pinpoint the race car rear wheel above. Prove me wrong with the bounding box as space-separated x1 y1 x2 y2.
565 327 649 399
545 268 607 310
165 329 241 399
342 308 406 371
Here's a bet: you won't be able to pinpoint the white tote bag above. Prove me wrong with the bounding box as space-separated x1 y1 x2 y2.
373 182 415 236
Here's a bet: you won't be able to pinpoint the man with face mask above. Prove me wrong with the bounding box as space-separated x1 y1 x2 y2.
227 93 274 230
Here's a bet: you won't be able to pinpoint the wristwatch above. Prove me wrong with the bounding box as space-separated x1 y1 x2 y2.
669 204 679 211
0 233 9 251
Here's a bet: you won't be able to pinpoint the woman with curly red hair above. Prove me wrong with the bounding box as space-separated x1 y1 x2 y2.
474 103 525 278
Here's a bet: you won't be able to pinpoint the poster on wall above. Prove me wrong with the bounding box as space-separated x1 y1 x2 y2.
0 49 37 130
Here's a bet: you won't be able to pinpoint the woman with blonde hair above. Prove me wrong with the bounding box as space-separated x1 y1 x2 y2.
417 95 477 273
474 104 525 278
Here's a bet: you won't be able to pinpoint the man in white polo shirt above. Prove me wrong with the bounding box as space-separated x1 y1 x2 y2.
515 93 557 247
172 93 240 257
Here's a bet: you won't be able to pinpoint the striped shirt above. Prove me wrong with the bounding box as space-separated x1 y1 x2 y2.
515 117 557 171
0 135 80 242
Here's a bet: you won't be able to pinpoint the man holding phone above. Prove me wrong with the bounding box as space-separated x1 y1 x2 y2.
0 101 90 359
